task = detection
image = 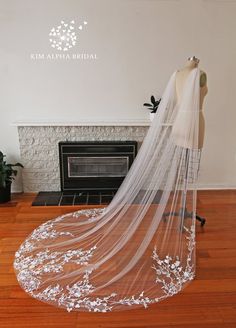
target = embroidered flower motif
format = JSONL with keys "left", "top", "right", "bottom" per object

{"left": 117, "top": 291, "right": 152, "bottom": 309}
{"left": 35, "top": 284, "right": 63, "bottom": 301}
{"left": 72, "top": 207, "right": 106, "bottom": 220}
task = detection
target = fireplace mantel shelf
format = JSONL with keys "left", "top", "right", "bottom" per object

{"left": 12, "top": 119, "right": 151, "bottom": 127}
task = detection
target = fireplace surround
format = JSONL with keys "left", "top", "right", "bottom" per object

{"left": 16, "top": 124, "right": 149, "bottom": 193}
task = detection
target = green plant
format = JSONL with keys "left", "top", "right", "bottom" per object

{"left": 0, "top": 151, "right": 23, "bottom": 188}
{"left": 143, "top": 95, "right": 161, "bottom": 113}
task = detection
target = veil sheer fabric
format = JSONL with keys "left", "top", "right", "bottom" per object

{"left": 14, "top": 67, "right": 200, "bottom": 312}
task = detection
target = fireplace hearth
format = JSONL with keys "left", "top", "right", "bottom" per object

{"left": 32, "top": 191, "right": 115, "bottom": 206}
{"left": 32, "top": 189, "right": 163, "bottom": 206}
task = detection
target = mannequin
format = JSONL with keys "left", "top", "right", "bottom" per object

{"left": 167, "top": 56, "right": 208, "bottom": 226}
{"left": 172, "top": 56, "right": 208, "bottom": 149}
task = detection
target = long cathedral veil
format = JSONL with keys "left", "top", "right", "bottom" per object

{"left": 14, "top": 67, "right": 200, "bottom": 312}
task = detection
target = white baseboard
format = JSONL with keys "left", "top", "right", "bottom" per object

{"left": 197, "top": 184, "right": 236, "bottom": 190}
{"left": 11, "top": 188, "right": 24, "bottom": 193}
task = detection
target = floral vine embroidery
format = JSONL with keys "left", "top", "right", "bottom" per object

{"left": 72, "top": 207, "right": 106, "bottom": 222}
{"left": 27, "top": 270, "right": 154, "bottom": 312}
{"left": 117, "top": 291, "right": 153, "bottom": 308}
{"left": 14, "top": 208, "right": 106, "bottom": 298}
{"left": 151, "top": 224, "right": 195, "bottom": 296}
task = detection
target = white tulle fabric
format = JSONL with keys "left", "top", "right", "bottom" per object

{"left": 14, "top": 67, "right": 200, "bottom": 312}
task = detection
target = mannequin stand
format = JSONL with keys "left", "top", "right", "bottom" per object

{"left": 163, "top": 148, "right": 206, "bottom": 227}
{"left": 163, "top": 207, "right": 206, "bottom": 226}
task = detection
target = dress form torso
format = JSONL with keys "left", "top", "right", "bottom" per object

{"left": 173, "top": 63, "right": 208, "bottom": 149}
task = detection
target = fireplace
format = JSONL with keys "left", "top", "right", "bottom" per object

{"left": 59, "top": 141, "right": 137, "bottom": 192}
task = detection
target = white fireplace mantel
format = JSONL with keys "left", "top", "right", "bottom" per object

{"left": 12, "top": 119, "right": 151, "bottom": 127}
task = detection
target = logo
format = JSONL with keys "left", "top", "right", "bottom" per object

{"left": 30, "top": 18, "right": 97, "bottom": 61}
{"left": 49, "top": 20, "right": 87, "bottom": 52}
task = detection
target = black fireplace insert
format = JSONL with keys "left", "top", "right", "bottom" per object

{"left": 59, "top": 141, "right": 138, "bottom": 192}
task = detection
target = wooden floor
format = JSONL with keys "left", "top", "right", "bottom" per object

{"left": 0, "top": 191, "right": 236, "bottom": 328}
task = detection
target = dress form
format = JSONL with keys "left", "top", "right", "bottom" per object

{"left": 166, "top": 57, "right": 208, "bottom": 227}
{"left": 172, "top": 57, "right": 208, "bottom": 149}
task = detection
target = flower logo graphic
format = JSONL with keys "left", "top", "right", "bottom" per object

{"left": 49, "top": 20, "right": 87, "bottom": 52}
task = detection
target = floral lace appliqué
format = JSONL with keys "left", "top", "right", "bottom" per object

{"left": 151, "top": 224, "right": 195, "bottom": 296}
{"left": 14, "top": 208, "right": 196, "bottom": 312}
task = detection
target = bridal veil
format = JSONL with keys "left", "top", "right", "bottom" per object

{"left": 14, "top": 67, "right": 200, "bottom": 312}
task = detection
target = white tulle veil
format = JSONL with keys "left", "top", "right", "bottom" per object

{"left": 14, "top": 67, "right": 200, "bottom": 312}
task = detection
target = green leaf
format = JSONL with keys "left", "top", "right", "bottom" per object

{"left": 151, "top": 95, "right": 156, "bottom": 105}
{"left": 12, "top": 163, "right": 24, "bottom": 168}
{"left": 0, "top": 151, "right": 23, "bottom": 187}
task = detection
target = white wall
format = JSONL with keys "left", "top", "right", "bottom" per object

{"left": 0, "top": 0, "right": 236, "bottom": 191}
